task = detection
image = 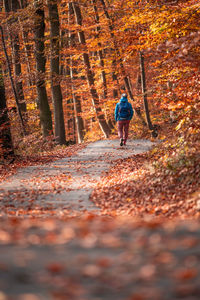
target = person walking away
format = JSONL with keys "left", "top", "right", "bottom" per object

{"left": 115, "top": 93, "right": 133, "bottom": 146}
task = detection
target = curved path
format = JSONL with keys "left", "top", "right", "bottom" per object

{"left": 0, "top": 139, "right": 154, "bottom": 216}
{"left": 1, "top": 140, "right": 200, "bottom": 300}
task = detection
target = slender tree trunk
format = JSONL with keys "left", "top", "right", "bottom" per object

{"left": 100, "top": 0, "right": 147, "bottom": 126}
{"left": 99, "top": 0, "right": 119, "bottom": 98}
{"left": 59, "top": 5, "right": 74, "bottom": 142}
{"left": 136, "top": 73, "right": 141, "bottom": 92}
{"left": 100, "top": 0, "right": 130, "bottom": 94}
{"left": 11, "top": 0, "right": 26, "bottom": 111}
{"left": 4, "top": 0, "right": 26, "bottom": 112}
{"left": 17, "top": 6, "right": 34, "bottom": 87}
{"left": 47, "top": 0, "right": 66, "bottom": 145}
{"left": 72, "top": 1, "right": 111, "bottom": 138}
{"left": 12, "top": 34, "right": 26, "bottom": 112}
{"left": 60, "top": 2, "right": 70, "bottom": 77}
{"left": 92, "top": 0, "right": 107, "bottom": 99}
{"left": 67, "top": 98, "right": 76, "bottom": 144}
{"left": 19, "top": 0, "right": 34, "bottom": 87}
{"left": 68, "top": 2, "right": 85, "bottom": 143}
{"left": 72, "top": 91, "right": 85, "bottom": 143}
{"left": 0, "top": 25, "right": 26, "bottom": 136}
{"left": 101, "top": 0, "right": 119, "bottom": 99}
{"left": 92, "top": 0, "right": 114, "bottom": 129}
{"left": 33, "top": 1, "right": 53, "bottom": 137}
{"left": 19, "top": 0, "right": 27, "bottom": 7}
{"left": 0, "top": 65, "right": 14, "bottom": 159}
{"left": 139, "top": 51, "right": 154, "bottom": 131}
{"left": 60, "top": 29, "right": 66, "bottom": 76}
{"left": 20, "top": 25, "right": 33, "bottom": 87}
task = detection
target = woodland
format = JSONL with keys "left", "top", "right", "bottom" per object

{"left": 0, "top": 0, "right": 200, "bottom": 298}
{"left": 0, "top": 0, "right": 200, "bottom": 214}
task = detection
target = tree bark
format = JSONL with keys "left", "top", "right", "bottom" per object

{"left": 0, "top": 25, "right": 26, "bottom": 136}
{"left": 18, "top": 0, "right": 34, "bottom": 87}
{"left": 92, "top": 0, "right": 107, "bottom": 99}
{"left": 47, "top": 0, "right": 66, "bottom": 145}
{"left": 92, "top": 0, "right": 114, "bottom": 129}
{"left": 3, "top": 0, "right": 26, "bottom": 112}
{"left": 72, "top": 92, "right": 85, "bottom": 143}
{"left": 0, "top": 65, "right": 14, "bottom": 159}
{"left": 33, "top": 1, "right": 53, "bottom": 137}
{"left": 100, "top": 0, "right": 147, "bottom": 126}
{"left": 68, "top": 2, "right": 85, "bottom": 143}
{"left": 19, "top": 24, "right": 33, "bottom": 87}
{"left": 99, "top": 0, "right": 119, "bottom": 98}
{"left": 139, "top": 51, "right": 154, "bottom": 131}
{"left": 67, "top": 98, "right": 76, "bottom": 144}
{"left": 72, "top": 1, "right": 111, "bottom": 138}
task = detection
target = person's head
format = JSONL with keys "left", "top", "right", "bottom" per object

{"left": 121, "top": 93, "right": 127, "bottom": 98}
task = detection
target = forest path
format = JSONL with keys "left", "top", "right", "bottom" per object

{"left": 0, "top": 139, "right": 154, "bottom": 216}
{"left": 1, "top": 140, "right": 200, "bottom": 300}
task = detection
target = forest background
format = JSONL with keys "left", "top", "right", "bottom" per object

{"left": 0, "top": 0, "right": 200, "bottom": 216}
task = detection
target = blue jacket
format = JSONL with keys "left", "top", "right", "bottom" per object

{"left": 115, "top": 95, "right": 133, "bottom": 121}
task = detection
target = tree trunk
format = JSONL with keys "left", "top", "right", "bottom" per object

{"left": 67, "top": 97, "right": 76, "bottom": 144}
{"left": 60, "top": 2, "right": 70, "bottom": 77}
{"left": 99, "top": 0, "right": 120, "bottom": 98}
{"left": 72, "top": 92, "right": 85, "bottom": 143}
{"left": 68, "top": 2, "right": 85, "bottom": 144}
{"left": 19, "top": 24, "right": 33, "bottom": 87}
{"left": 0, "top": 65, "right": 14, "bottom": 159}
{"left": 0, "top": 25, "right": 26, "bottom": 136}
{"left": 11, "top": 0, "right": 26, "bottom": 111}
{"left": 92, "top": 0, "right": 107, "bottom": 99}
{"left": 72, "top": 1, "right": 111, "bottom": 138}
{"left": 3, "top": 0, "right": 26, "bottom": 113}
{"left": 100, "top": 0, "right": 147, "bottom": 126}
{"left": 33, "top": 1, "right": 53, "bottom": 137}
{"left": 139, "top": 51, "right": 154, "bottom": 131}
{"left": 100, "top": 0, "right": 132, "bottom": 96}
{"left": 18, "top": 0, "right": 35, "bottom": 86}
{"left": 47, "top": 0, "right": 66, "bottom": 145}
{"left": 18, "top": 0, "right": 34, "bottom": 87}
{"left": 92, "top": 0, "right": 115, "bottom": 129}
{"left": 98, "top": 0, "right": 119, "bottom": 98}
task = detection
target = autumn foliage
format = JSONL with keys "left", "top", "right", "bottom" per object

{"left": 0, "top": 2, "right": 200, "bottom": 299}
{"left": 0, "top": 0, "right": 199, "bottom": 215}
{"left": 0, "top": 0, "right": 199, "bottom": 142}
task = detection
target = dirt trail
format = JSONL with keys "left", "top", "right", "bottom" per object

{"left": 0, "top": 140, "right": 200, "bottom": 300}
{"left": 0, "top": 139, "right": 154, "bottom": 216}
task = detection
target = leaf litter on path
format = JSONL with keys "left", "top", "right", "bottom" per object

{"left": 0, "top": 139, "right": 200, "bottom": 299}
{"left": 0, "top": 216, "right": 200, "bottom": 300}
{"left": 0, "top": 139, "right": 154, "bottom": 217}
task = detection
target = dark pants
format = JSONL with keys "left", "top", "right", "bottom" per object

{"left": 118, "top": 120, "right": 130, "bottom": 144}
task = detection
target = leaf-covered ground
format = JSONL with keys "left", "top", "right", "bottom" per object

{"left": 0, "top": 143, "right": 87, "bottom": 183}
{"left": 0, "top": 139, "right": 153, "bottom": 217}
{"left": 0, "top": 216, "right": 200, "bottom": 300}
{"left": 91, "top": 152, "right": 200, "bottom": 219}
{"left": 0, "top": 137, "right": 200, "bottom": 299}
